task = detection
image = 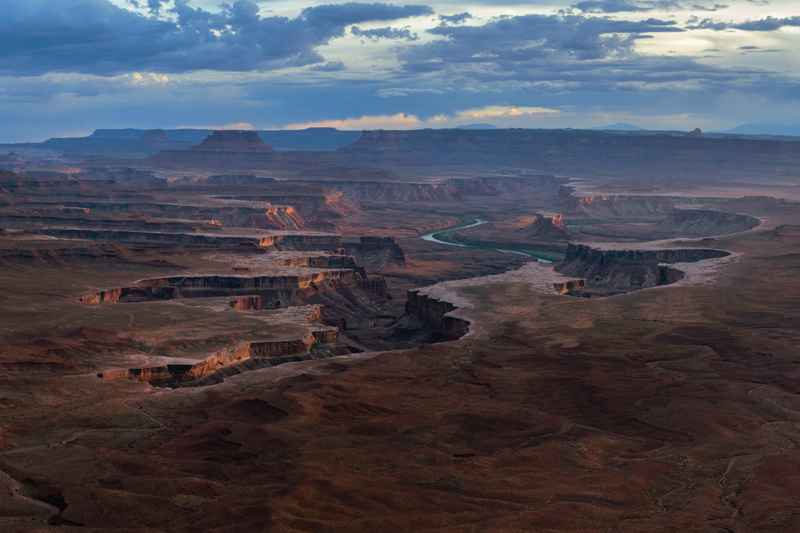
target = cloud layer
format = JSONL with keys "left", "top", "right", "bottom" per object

{"left": 0, "top": 0, "right": 432, "bottom": 75}
{"left": 0, "top": 0, "right": 799, "bottom": 141}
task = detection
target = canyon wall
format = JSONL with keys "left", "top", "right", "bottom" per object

{"left": 556, "top": 244, "right": 729, "bottom": 295}
{"left": 27, "top": 201, "right": 307, "bottom": 230}
{"left": 38, "top": 228, "right": 342, "bottom": 251}
{"left": 344, "top": 236, "right": 406, "bottom": 270}
{"left": 318, "top": 175, "right": 563, "bottom": 204}
{"left": 565, "top": 195, "right": 676, "bottom": 219}
{"left": 405, "top": 290, "right": 469, "bottom": 341}
{"left": 81, "top": 270, "right": 361, "bottom": 305}
{"left": 665, "top": 209, "right": 760, "bottom": 237}
{"left": 99, "top": 328, "right": 337, "bottom": 387}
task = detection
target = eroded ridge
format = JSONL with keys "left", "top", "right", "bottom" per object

{"left": 37, "top": 227, "right": 342, "bottom": 251}
{"left": 99, "top": 322, "right": 341, "bottom": 388}
{"left": 555, "top": 243, "right": 731, "bottom": 296}
{"left": 80, "top": 270, "right": 365, "bottom": 305}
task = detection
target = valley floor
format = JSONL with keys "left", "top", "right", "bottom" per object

{"left": 1, "top": 153, "right": 800, "bottom": 531}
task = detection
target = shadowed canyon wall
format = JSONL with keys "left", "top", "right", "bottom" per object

{"left": 556, "top": 244, "right": 729, "bottom": 295}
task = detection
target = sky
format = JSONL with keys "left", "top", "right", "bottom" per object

{"left": 1, "top": 0, "right": 799, "bottom": 141}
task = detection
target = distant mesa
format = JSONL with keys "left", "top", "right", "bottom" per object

{"left": 141, "top": 129, "right": 170, "bottom": 145}
{"left": 192, "top": 130, "right": 274, "bottom": 153}
{"left": 723, "top": 122, "right": 800, "bottom": 137}
{"left": 596, "top": 122, "right": 644, "bottom": 131}
{"left": 456, "top": 123, "right": 497, "bottom": 130}
{"left": 148, "top": 130, "right": 277, "bottom": 169}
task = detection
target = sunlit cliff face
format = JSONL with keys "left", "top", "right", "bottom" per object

{"left": 258, "top": 236, "right": 277, "bottom": 249}
{"left": 580, "top": 195, "right": 609, "bottom": 206}
{"left": 265, "top": 206, "right": 304, "bottom": 229}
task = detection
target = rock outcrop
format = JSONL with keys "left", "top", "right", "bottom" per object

{"left": 213, "top": 191, "right": 356, "bottom": 229}
{"left": 81, "top": 270, "right": 362, "bottom": 305}
{"left": 150, "top": 130, "right": 275, "bottom": 168}
{"left": 553, "top": 279, "right": 586, "bottom": 294}
{"left": 344, "top": 236, "right": 405, "bottom": 270}
{"left": 191, "top": 130, "right": 273, "bottom": 153}
{"left": 264, "top": 206, "right": 305, "bottom": 230}
{"left": 319, "top": 175, "right": 563, "bottom": 204}
{"left": 563, "top": 196, "right": 760, "bottom": 241}
{"left": 404, "top": 290, "right": 469, "bottom": 341}
{"left": 566, "top": 195, "right": 675, "bottom": 219}
{"left": 25, "top": 201, "right": 301, "bottom": 230}
{"left": 99, "top": 328, "right": 337, "bottom": 387}
{"left": 664, "top": 209, "right": 759, "bottom": 237}
{"left": 453, "top": 214, "right": 570, "bottom": 250}
{"left": 39, "top": 228, "right": 341, "bottom": 251}
{"left": 556, "top": 244, "right": 729, "bottom": 295}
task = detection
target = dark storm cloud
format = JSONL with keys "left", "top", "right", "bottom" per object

{"left": 688, "top": 16, "right": 800, "bottom": 31}
{"left": 299, "top": 2, "right": 432, "bottom": 27}
{"left": 438, "top": 12, "right": 473, "bottom": 25}
{"left": 394, "top": 11, "right": 799, "bottom": 102}
{"left": 351, "top": 26, "right": 419, "bottom": 40}
{"left": 402, "top": 14, "right": 684, "bottom": 71}
{"left": 0, "top": 0, "right": 433, "bottom": 76}
{"left": 690, "top": 3, "right": 728, "bottom": 11}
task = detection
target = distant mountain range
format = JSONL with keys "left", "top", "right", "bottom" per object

{"left": 4, "top": 123, "right": 799, "bottom": 161}
{"left": 594, "top": 122, "right": 800, "bottom": 138}
{"left": 0, "top": 128, "right": 362, "bottom": 157}
{"left": 456, "top": 123, "right": 498, "bottom": 130}
{"left": 722, "top": 123, "right": 800, "bottom": 137}
{"left": 595, "top": 123, "right": 645, "bottom": 131}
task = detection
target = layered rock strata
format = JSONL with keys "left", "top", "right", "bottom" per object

{"left": 80, "top": 270, "right": 361, "bottom": 305}
{"left": 556, "top": 244, "right": 730, "bottom": 295}
{"left": 404, "top": 290, "right": 470, "bottom": 341}
{"left": 39, "top": 228, "right": 341, "bottom": 251}
{"left": 344, "top": 236, "right": 406, "bottom": 270}
{"left": 21, "top": 201, "right": 306, "bottom": 230}
{"left": 99, "top": 328, "right": 337, "bottom": 387}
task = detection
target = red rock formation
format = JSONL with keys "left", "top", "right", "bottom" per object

{"left": 264, "top": 206, "right": 304, "bottom": 230}
{"left": 83, "top": 270, "right": 388, "bottom": 310}
{"left": 230, "top": 295, "right": 264, "bottom": 311}
{"left": 98, "top": 330, "right": 337, "bottom": 387}
{"left": 553, "top": 279, "right": 585, "bottom": 295}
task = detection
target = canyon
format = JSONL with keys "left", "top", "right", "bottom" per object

{"left": 1, "top": 128, "right": 799, "bottom": 531}
{"left": 555, "top": 244, "right": 731, "bottom": 296}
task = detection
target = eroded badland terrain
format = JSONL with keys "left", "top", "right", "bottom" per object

{"left": 1, "top": 128, "right": 800, "bottom": 531}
